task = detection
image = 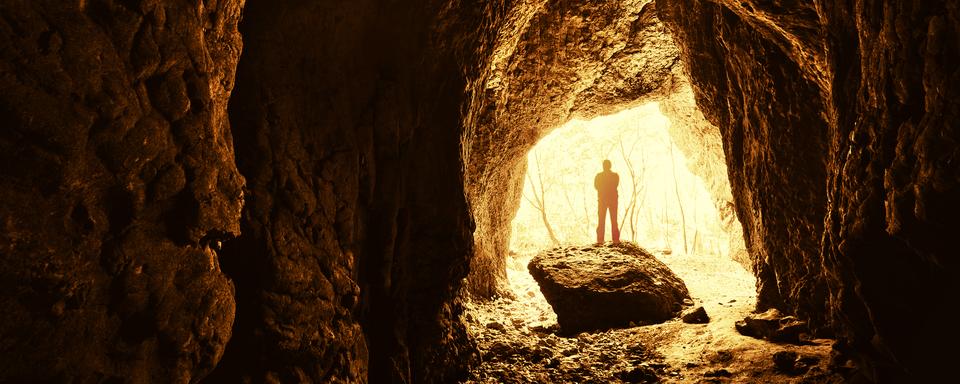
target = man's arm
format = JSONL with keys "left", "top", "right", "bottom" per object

{"left": 594, "top": 173, "right": 600, "bottom": 190}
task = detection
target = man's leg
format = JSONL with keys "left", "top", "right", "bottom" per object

{"left": 610, "top": 199, "right": 620, "bottom": 243}
{"left": 597, "top": 200, "right": 606, "bottom": 243}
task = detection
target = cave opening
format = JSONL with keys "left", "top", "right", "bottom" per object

{"left": 456, "top": 0, "right": 844, "bottom": 379}
{"left": 463, "top": 102, "right": 786, "bottom": 382}
{"left": 505, "top": 100, "right": 754, "bottom": 309}
{"left": 509, "top": 102, "right": 734, "bottom": 257}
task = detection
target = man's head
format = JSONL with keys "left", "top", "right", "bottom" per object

{"left": 602, "top": 159, "right": 611, "bottom": 171}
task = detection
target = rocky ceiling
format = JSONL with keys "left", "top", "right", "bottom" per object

{"left": 1, "top": 0, "right": 957, "bottom": 383}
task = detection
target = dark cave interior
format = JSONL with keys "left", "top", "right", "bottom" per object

{"left": 1, "top": 0, "right": 958, "bottom": 383}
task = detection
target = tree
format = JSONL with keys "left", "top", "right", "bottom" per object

{"left": 669, "top": 143, "right": 688, "bottom": 254}
{"left": 522, "top": 150, "right": 560, "bottom": 246}
{"left": 617, "top": 137, "right": 647, "bottom": 242}
{"left": 560, "top": 176, "right": 592, "bottom": 241}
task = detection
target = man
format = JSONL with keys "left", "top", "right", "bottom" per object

{"left": 594, "top": 159, "right": 620, "bottom": 244}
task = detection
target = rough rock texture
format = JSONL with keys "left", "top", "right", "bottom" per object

{"left": 467, "top": 0, "right": 680, "bottom": 298}
{"left": 528, "top": 243, "right": 690, "bottom": 332}
{"left": 658, "top": 0, "right": 960, "bottom": 380}
{"left": 680, "top": 306, "right": 710, "bottom": 324}
{"left": 735, "top": 309, "right": 808, "bottom": 344}
{"left": 659, "top": 86, "right": 748, "bottom": 267}
{"left": 465, "top": 0, "right": 743, "bottom": 297}
{"left": 206, "top": 1, "right": 501, "bottom": 383}
{"left": 5, "top": 0, "right": 956, "bottom": 382}
{"left": 0, "top": 1, "right": 245, "bottom": 382}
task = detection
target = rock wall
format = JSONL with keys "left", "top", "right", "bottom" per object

{"left": 660, "top": 82, "right": 749, "bottom": 267}
{"left": 0, "top": 0, "right": 245, "bottom": 382}
{"left": 657, "top": 0, "right": 959, "bottom": 381}
{"left": 0, "top": 0, "right": 501, "bottom": 382}
{"left": 207, "top": 0, "right": 500, "bottom": 382}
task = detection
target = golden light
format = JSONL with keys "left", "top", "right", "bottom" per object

{"left": 510, "top": 102, "right": 733, "bottom": 257}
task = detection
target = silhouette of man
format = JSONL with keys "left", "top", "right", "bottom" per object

{"left": 595, "top": 159, "right": 620, "bottom": 244}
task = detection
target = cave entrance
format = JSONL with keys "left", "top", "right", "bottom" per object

{"left": 464, "top": 103, "right": 766, "bottom": 382}
{"left": 503, "top": 101, "right": 754, "bottom": 325}
{"left": 509, "top": 102, "right": 729, "bottom": 256}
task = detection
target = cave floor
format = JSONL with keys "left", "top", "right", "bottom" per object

{"left": 462, "top": 249, "right": 847, "bottom": 383}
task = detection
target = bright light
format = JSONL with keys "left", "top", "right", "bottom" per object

{"left": 510, "top": 103, "right": 730, "bottom": 257}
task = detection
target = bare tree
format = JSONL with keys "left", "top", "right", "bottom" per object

{"left": 522, "top": 151, "right": 560, "bottom": 245}
{"left": 581, "top": 184, "right": 593, "bottom": 240}
{"left": 690, "top": 176, "right": 700, "bottom": 254}
{"left": 661, "top": 190, "right": 671, "bottom": 251}
{"left": 561, "top": 176, "right": 592, "bottom": 241}
{"left": 617, "top": 138, "right": 647, "bottom": 242}
{"left": 669, "top": 144, "right": 688, "bottom": 254}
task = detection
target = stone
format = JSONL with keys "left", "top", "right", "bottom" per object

{"left": 487, "top": 322, "right": 506, "bottom": 332}
{"left": 773, "top": 351, "right": 799, "bottom": 373}
{"left": 735, "top": 309, "right": 808, "bottom": 344}
{"left": 703, "top": 368, "right": 732, "bottom": 378}
{"left": 616, "top": 366, "right": 660, "bottom": 383}
{"left": 681, "top": 306, "right": 710, "bottom": 324}
{"left": 528, "top": 243, "right": 691, "bottom": 333}
{"left": 772, "top": 351, "right": 819, "bottom": 376}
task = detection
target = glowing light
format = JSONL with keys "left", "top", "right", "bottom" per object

{"left": 510, "top": 103, "right": 730, "bottom": 257}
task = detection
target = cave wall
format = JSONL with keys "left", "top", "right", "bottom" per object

{"left": 0, "top": 0, "right": 505, "bottom": 382}
{"left": 657, "top": 0, "right": 959, "bottom": 380}
{"left": 660, "top": 82, "right": 748, "bottom": 267}
{"left": 656, "top": 0, "right": 831, "bottom": 320}
{"left": 208, "top": 0, "right": 502, "bottom": 382}
{"left": 0, "top": 0, "right": 245, "bottom": 381}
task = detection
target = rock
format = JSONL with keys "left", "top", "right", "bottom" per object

{"left": 616, "top": 366, "right": 660, "bottom": 383}
{"left": 710, "top": 350, "right": 734, "bottom": 364}
{"left": 488, "top": 341, "right": 512, "bottom": 356}
{"left": 528, "top": 243, "right": 691, "bottom": 333}
{"left": 703, "top": 368, "right": 732, "bottom": 377}
{"left": 773, "top": 351, "right": 798, "bottom": 373}
{"left": 486, "top": 322, "right": 506, "bottom": 332}
{"left": 531, "top": 347, "right": 553, "bottom": 363}
{"left": 681, "top": 306, "right": 710, "bottom": 324}
{"left": 773, "top": 320, "right": 808, "bottom": 343}
{"left": 735, "top": 309, "right": 808, "bottom": 344}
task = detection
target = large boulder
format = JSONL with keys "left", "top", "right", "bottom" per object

{"left": 528, "top": 243, "right": 691, "bottom": 332}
